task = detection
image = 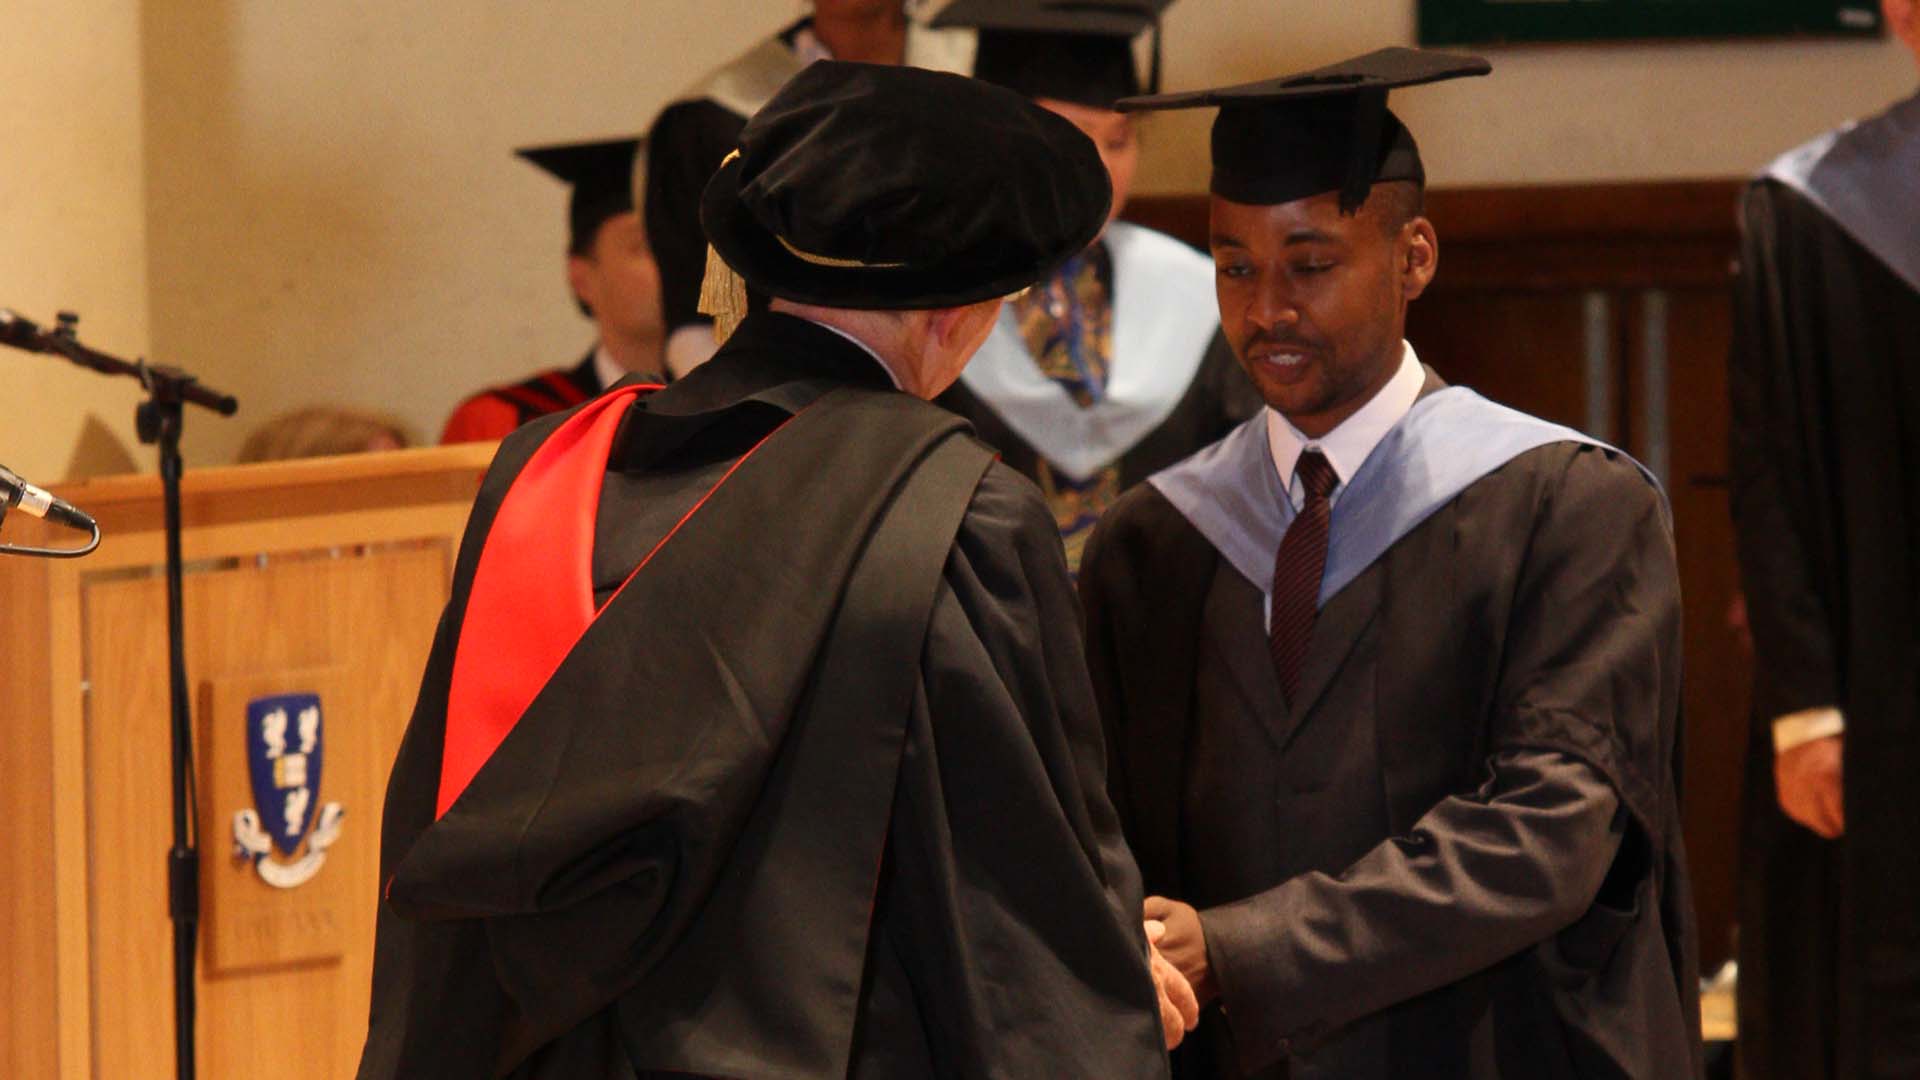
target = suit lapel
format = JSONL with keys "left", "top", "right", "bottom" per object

{"left": 1287, "top": 557, "right": 1384, "bottom": 726}
{"left": 1201, "top": 566, "right": 1292, "bottom": 751}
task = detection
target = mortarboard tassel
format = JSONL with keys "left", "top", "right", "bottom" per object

{"left": 698, "top": 242, "right": 750, "bottom": 345}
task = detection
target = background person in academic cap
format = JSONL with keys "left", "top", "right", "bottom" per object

{"left": 640, "top": 1, "right": 971, "bottom": 380}
{"left": 1080, "top": 48, "right": 1701, "bottom": 1078}
{"left": 360, "top": 61, "right": 1192, "bottom": 1079}
{"left": 440, "top": 137, "right": 665, "bottom": 445}
{"left": 929, "top": 0, "right": 1258, "bottom": 575}
{"left": 1729, "top": 3, "right": 1920, "bottom": 1076}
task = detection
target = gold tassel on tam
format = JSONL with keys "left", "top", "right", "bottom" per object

{"left": 697, "top": 243, "right": 750, "bottom": 345}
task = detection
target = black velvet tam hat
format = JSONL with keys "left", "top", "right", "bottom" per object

{"left": 931, "top": 0, "right": 1174, "bottom": 109}
{"left": 698, "top": 61, "right": 1111, "bottom": 324}
{"left": 516, "top": 137, "right": 644, "bottom": 254}
{"left": 1118, "top": 47, "right": 1489, "bottom": 213}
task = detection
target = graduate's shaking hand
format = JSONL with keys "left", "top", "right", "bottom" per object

{"left": 1146, "top": 919, "right": 1200, "bottom": 1048}
{"left": 1144, "top": 896, "right": 1217, "bottom": 1010}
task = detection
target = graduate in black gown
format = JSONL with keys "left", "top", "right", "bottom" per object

{"left": 1729, "top": 9, "right": 1920, "bottom": 1074}
{"left": 359, "top": 61, "right": 1189, "bottom": 1079}
{"left": 927, "top": 0, "right": 1258, "bottom": 572}
{"left": 1081, "top": 48, "right": 1702, "bottom": 1078}
{"left": 442, "top": 138, "right": 666, "bottom": 444}
{"left": 641, "top": 2, "right": 970, "bottom": 380}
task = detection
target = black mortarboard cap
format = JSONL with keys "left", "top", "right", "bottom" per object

{"left": 932, "top": 0, "right": 1174, "bottom": 109}
{"left": 516, "top": 137, "right": 644, "bottom": 254}
{"left": 1118, "top": 47, "right": 1489, "bottom": 213}
{"left": 699, "top": 61, "right": 1110, "bottom": 318}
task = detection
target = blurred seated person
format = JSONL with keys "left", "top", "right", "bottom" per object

{"left": 643, "top": 1, "right": 971, "bottom": 378}
{"left": 239, "top": 405, "right": 412, "bottom": 463}
{"left": 441, "top": 137, "right": 665, "bottom": 444}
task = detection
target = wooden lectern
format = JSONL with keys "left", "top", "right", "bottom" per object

{"left": 0, "top": 444, "right": 495, "bottom": 1079}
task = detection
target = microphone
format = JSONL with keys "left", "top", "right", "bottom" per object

{"left": 0, "top": 309, "right": 49, "bottom": 352}
{"left": 0, "top": 464, "right": 97, "bottom": 532}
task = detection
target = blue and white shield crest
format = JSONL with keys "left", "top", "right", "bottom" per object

{"left": 231, "top": 692, "right": 344, "bottom": 889}
{"left": 245, "top": 692, "right": 324, "bottom": 856}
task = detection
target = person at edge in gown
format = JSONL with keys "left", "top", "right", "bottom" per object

{"left": 1080, "top": 47, "right": 1702, "bottom": 1079}
{"left": 641, "top": 1, "right": 970, "bottom": 380}
{"left": 926, "top": 0, "right": 1258, "bottom": 574}
{"left": 441, "top": 137, "right": 666, "bottom": 444}
{"left": 357, "top": 61, "right": 1197, "bottom": 1080}
{"left": 1730, "top": 3, "right": 1920, "bottom": 1076}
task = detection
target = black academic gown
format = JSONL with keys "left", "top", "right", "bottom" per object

{"left": 642, "top": 18, "right": 816, "bottom": 343}
{"left": 939, "top": 330, "right": 1261, "bottom": 495}
{"left": 1729, "top": 179, "right": 1920, "bottom": 1080}
{"left": 1082, "top": 375, "right": 1701, "bottom": 1079}
{"left": 644, "top": 99, "right": 746, "bottom": 341}
{"left": 359, "top": 312, "right": 1167, "bottom": 1079}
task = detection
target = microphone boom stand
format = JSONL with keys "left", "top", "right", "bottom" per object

{"left": 30, "top": 312, "right": 237, "bottom": 1080}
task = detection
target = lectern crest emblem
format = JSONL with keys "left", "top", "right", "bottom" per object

{"left": 231, "top": 692, "right": 345, "bottom": 889}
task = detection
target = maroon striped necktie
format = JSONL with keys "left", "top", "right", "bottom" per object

{"left": 1269, "top": 449, "right": 1339, "bottom": 702}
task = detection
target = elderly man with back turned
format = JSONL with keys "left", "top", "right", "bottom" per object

{"left": 1730, "top": 3, "right": 1920, "bottom": 1076}
{"left": 358, "top": 62, "right": 1189, "bottom": 1079}
{"left": 1082, "top": 47, "right": 1700, "bottom": 1079}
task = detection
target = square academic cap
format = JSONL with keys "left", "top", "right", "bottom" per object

{"left": 932, "top": 0, "right": 1175, "bottom": 108}
{"left": 698, "top": 62, "right": 1110, "bottom": 321}
{"left": 1118, "top": 47, "right": 1489, "bottom": 212}
{"left": 515, "top": 137, "right": 644, "bottom": 253}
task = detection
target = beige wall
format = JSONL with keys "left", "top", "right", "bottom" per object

{"left": 1, "top": 1, "right": 150, "bottom": 483}
{"left": 9, "top": 2, "right": 1917, "bottom": 476}
{"left": 1140, "top": 3, "right": 1917, "bottom": 192}
{"left": 140, "top": 2, "right": 793, "bottom": 470}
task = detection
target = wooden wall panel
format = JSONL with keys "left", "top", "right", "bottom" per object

{"left": 1637, "top": 287, "right": 1750, "bottom": 970}
{"left": 1403, "top": 293, "right": 1593, "bottom": 431}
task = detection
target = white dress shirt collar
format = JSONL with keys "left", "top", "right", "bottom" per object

{"left": 791, "top": 25, "right": 834, "bottom": 66}
{"left": 1266, "top": 341, "right": 1425, "bottom": 510}
{"left": 591, "top": 345, "right": 628, "bottom": 393}
{"left": 793, "top": 316, "right": 906, "bottom": 390}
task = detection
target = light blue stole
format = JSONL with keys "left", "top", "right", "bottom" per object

{"left": 1764, "top": 89, "right": 1920, "bottom": 294}
{"left": 1150, "top": 386, "right": 1658, "bottom": 607}
{"left": 957, "top": 222, "right": 1220, "bottom": 481}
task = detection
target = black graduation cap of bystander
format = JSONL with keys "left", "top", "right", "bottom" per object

{"left": 1117, "top": 46, "right": 1490, "bottom": 213}
{"left": 932, "top": 0, "right": 1175, "bottom": 109}
{"left": 515, "top": 137, "right": 645, "bottom": 255}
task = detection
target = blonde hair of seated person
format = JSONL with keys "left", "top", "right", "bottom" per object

{"left": 238, "top": 406, "right": 413, "bottom": 464}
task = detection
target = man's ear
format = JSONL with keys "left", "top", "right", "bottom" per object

{"left": 566, "top": 253, "right": 597, "bottom": 312}
{"left": 925, "top": 305, "right": 970, "bottom": 350}
{"left": 1401, "top": 217, "right": 1439, "bottom": 303}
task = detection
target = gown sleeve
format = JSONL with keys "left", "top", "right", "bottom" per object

{"left": 1201, "top": 749, "right": 1621, "bottom": 1068}
{"left": 1726, "top": 181, "right": 1843, "bottom": 723}
{"left": 865, "top": 463, "right": 1170, "bottom": 1078}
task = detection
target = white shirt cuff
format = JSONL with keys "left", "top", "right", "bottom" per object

{"left": 1772, "top": 707, "right": 1845, "bottom": 753}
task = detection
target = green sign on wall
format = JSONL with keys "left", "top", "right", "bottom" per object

{"left": 1419, "top": 0, "right": 1884, "bottom": 45}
